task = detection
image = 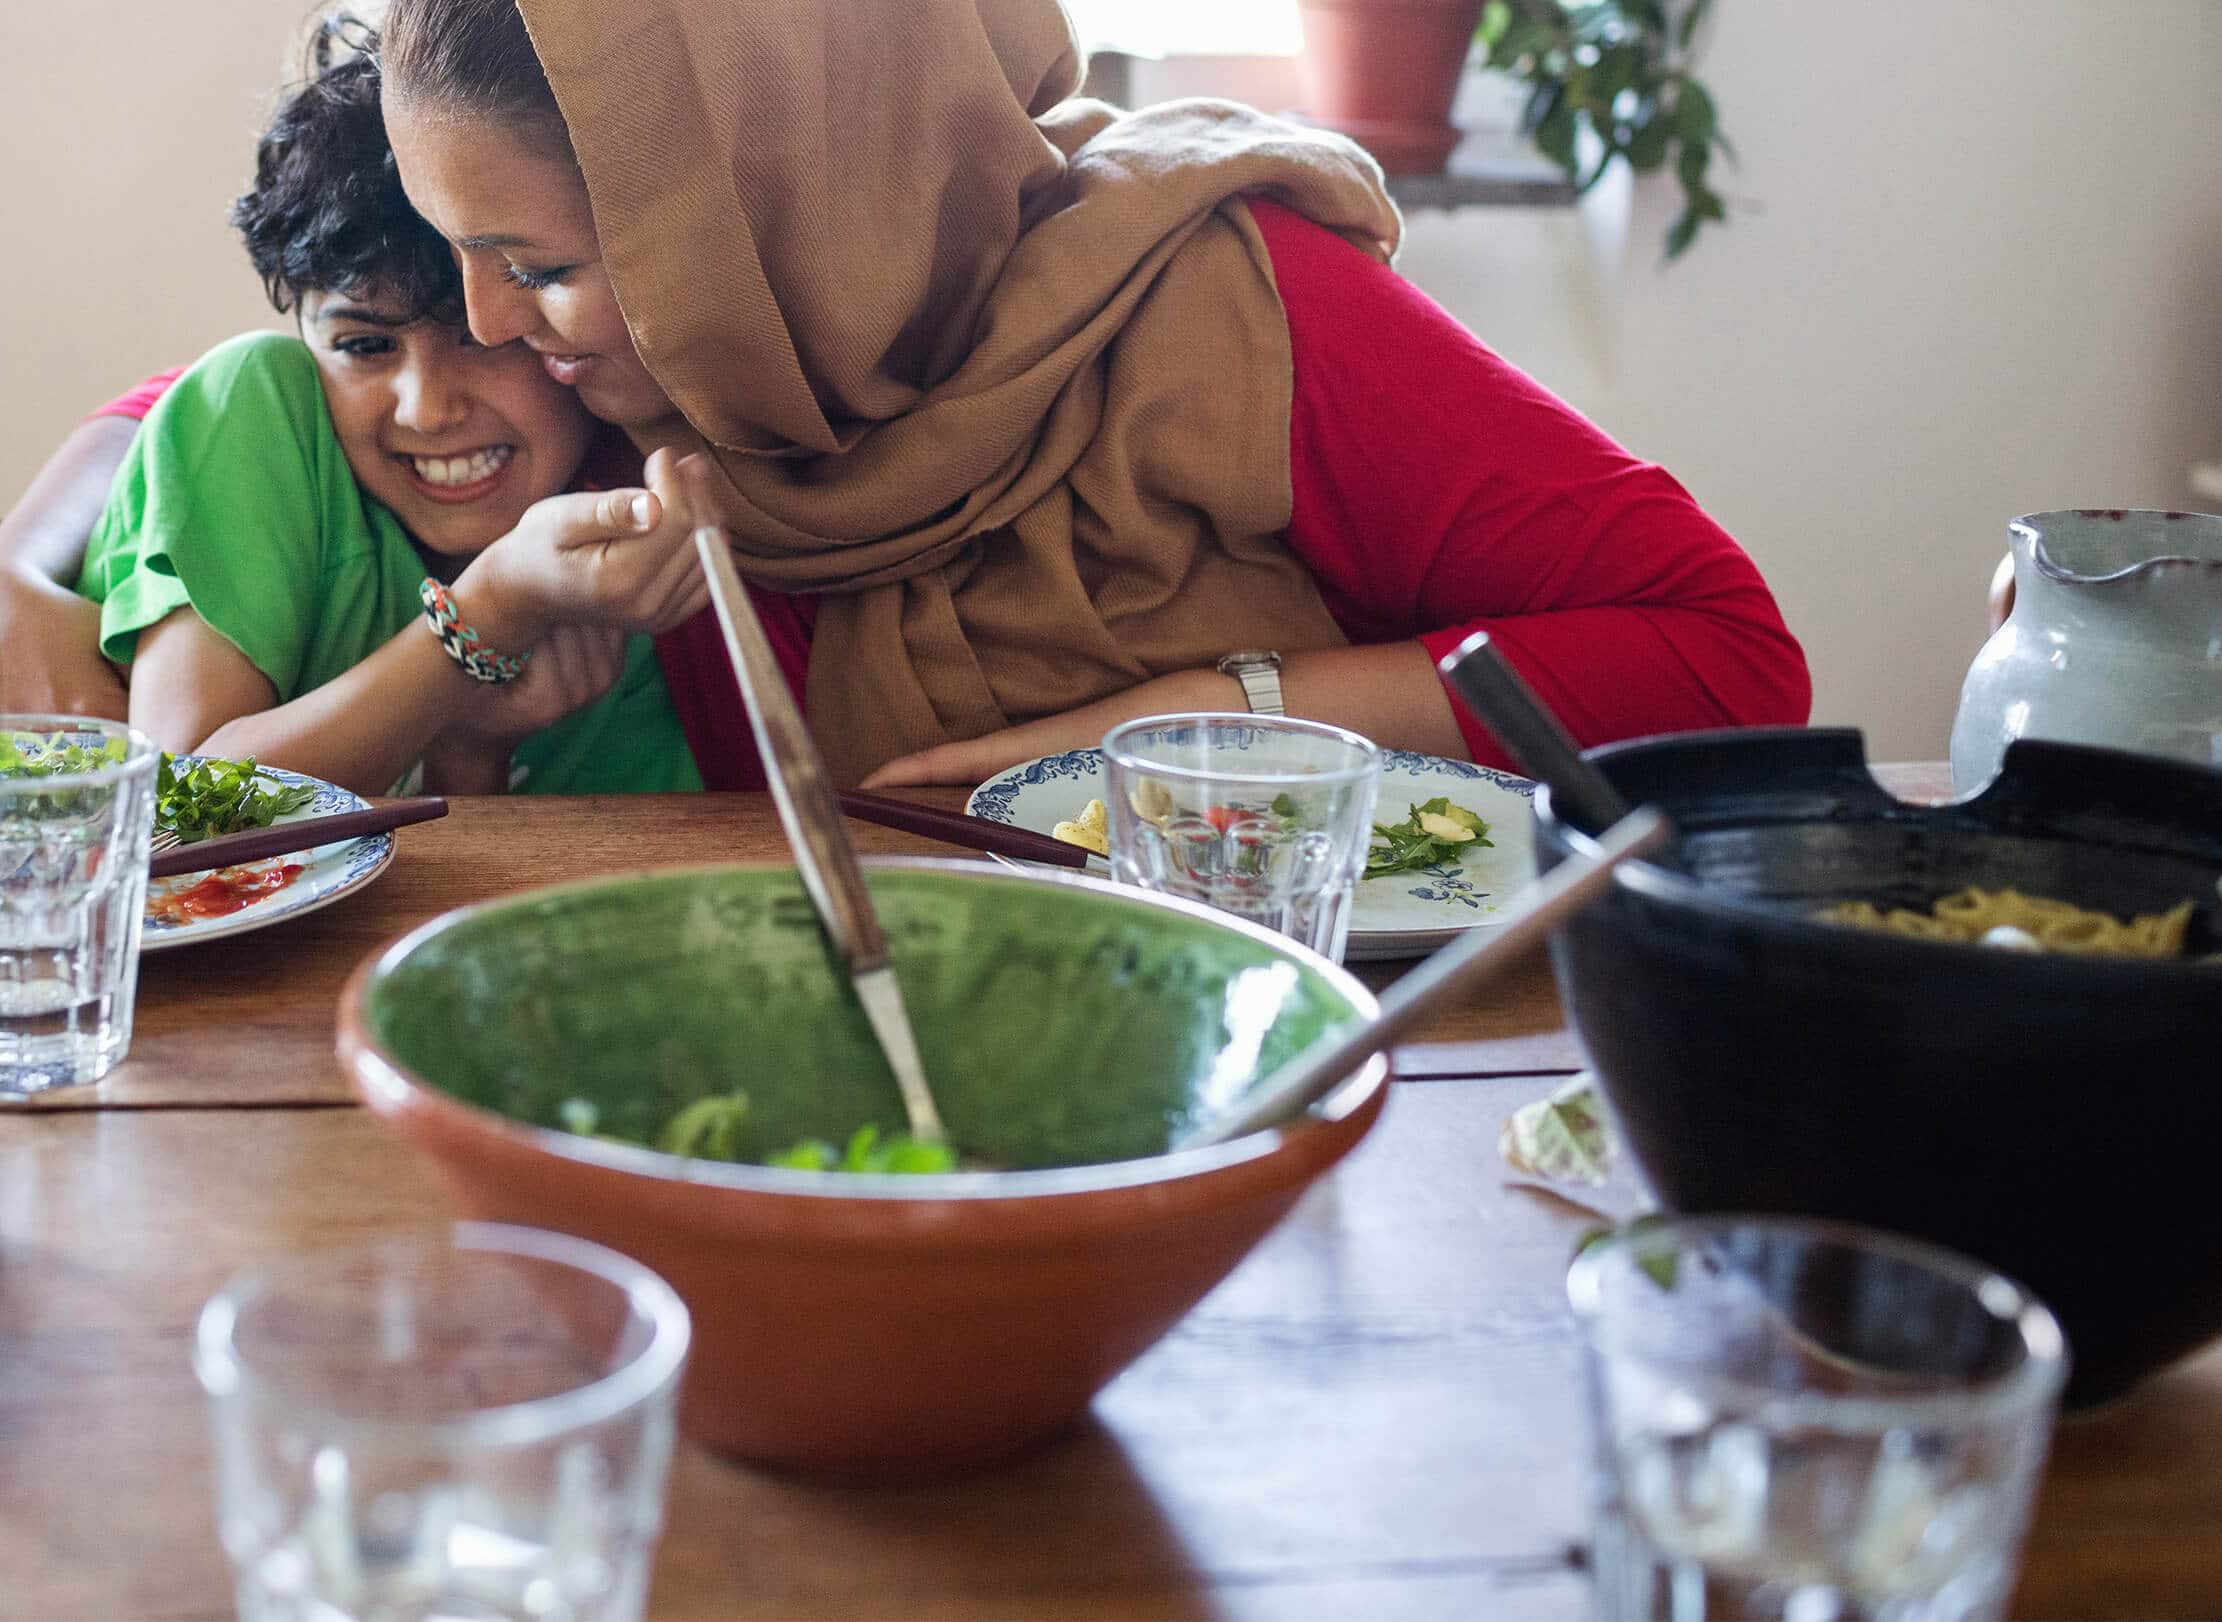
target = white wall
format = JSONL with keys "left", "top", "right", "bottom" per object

{"left": 1396, "top": 3, "right": 2222, "bottom": 758}
{"left": 7, "top": 1, "right": 2221, "bottom": 759}
{"left": 0, "top": 0, "right": 307, "bottom": 486}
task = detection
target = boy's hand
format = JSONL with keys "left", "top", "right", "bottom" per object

{"left": 448, "top": 624, "right": 631, "bottom": 752}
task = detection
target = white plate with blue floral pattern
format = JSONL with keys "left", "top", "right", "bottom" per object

{"left": 141, "top": 764, "right": 396, "bottom": 951}
{"left": 967, "top": 747, "right": 1537, "bottom": 961}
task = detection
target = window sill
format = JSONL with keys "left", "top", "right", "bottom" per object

{"left": 1083, "top": 51, "right": 1573, "bottom": 211}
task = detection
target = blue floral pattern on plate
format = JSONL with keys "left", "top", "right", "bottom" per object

{"left": 966, "top": 747, "right": 1537, "bottom": 961}
{"left": 141, "top": 762, "right": 396, "bottom": 951}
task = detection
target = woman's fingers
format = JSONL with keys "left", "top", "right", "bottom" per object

{"left": 525, "top": 486, "right": 661, "bottom": 552}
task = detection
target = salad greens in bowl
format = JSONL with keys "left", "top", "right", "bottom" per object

{"left": 340, "top": 858, "right": 1386, "bottom": 1477}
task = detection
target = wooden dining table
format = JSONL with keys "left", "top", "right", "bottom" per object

{"left": 4, "top": 769, "right": 2219, "bottom": 1621}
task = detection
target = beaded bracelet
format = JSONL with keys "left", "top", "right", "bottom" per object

{"left": 419, "top": 577, "right": 531, "bottom": 685}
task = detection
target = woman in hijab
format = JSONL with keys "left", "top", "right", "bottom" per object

{"left": 384, "top": 1, "right": 1806, "bottom": 786}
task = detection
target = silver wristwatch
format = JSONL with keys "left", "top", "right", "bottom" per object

{"left": 1215, "top": 649, "right": 1285, "bottom": 716}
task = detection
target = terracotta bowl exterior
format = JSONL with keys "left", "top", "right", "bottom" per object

{"left": 338, "top": 859, "right": 1386, "bottom": 1478}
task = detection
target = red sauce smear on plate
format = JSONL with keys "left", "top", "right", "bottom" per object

{"left": 147, "top": 863, "right": 305, "bottom": 925}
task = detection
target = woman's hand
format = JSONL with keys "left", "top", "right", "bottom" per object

{"left": 0, "top": 570, "right": 129, "bottom": 720}
{"left": 860, "top": 667, "right": 1240, "bottom": 788}
{"left": 450, "top": 448, "right": 710, "bottom": 653}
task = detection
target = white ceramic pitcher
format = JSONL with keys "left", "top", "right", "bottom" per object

{"left": 1950, "top": 509, "right": 2222, "bottom": 792}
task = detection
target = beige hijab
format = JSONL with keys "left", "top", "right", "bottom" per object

{"left": 516, "top": 0, "right": 1402, "bottom": 784}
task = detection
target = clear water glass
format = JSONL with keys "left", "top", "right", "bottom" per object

{"left": 1569, "top": 1217, "right": 2068, "bottom": 1622}
{"left": 0, "top": 715, "right": 158, "bottom": 1096}
{"left": 1102, "top": 713, "right": 1381, "bottom": 962}
{"left": 195, "top": 1223, "right": 692, "bottom": 1622}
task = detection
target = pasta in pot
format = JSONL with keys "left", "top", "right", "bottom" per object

{"left": 1816, "top": 887, "right": 2198, "bottom": 958}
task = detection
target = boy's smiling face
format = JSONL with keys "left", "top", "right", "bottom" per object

{"left": 299, "top": 283, "right": 594, "bottom": 558}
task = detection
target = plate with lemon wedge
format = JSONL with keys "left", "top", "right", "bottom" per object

{"left": 966, "top": 747, "right": 1537, "bottom": 961}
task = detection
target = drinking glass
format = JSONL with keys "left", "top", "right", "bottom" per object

{"left": 1102, "top": 713, "right": 1380, "bottom": 962}
{"left": 195, "top": 1223, "right": 691, "bottom": 1622}
{"left": 0, "top": 715, "right": 159, "bottom": 1096}
{"left": 1569, "top": 1217, "right": 2068, "bottom": 1622}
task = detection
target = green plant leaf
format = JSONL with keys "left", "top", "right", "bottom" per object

{"left": 1625, "top": 111, "right": 1671, "bottom": 170}
{"left": 1590, "top": 41, "right": 1642, "bottom": 103}
{"left": 1535, "top": 96, "right": 1581, "bottom": 172}
{"left": 1677, "top": 0, "right": 1715, "bottom": 52}
{"left": 1675, "top": 80, "right": 1718, "bottom": 148}
{"left": 1479, "top": 0, "right": 1734, "bottom": 261}
{"left": 1676, "top": 136, "right": 1712, "bottom": 189}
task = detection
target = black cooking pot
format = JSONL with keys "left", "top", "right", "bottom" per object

{"left": 1534, "top": 728, "right": 2222, "bottom": 1406}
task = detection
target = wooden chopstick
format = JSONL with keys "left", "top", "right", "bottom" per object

{"left": 836, "top": 790, "right": 1090, "bottom": 868}
{"left": 148, "top": 797, "right": 448, "bottom": 879}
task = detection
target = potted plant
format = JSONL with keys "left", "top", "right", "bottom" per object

{"left": 1476, "top": 0, "right": 1734, "bottom": 258}
{"left": 1294, "top": 0, "right": 1489, "bottom": 177}
{"left": 1295, "top": 0, "right": 1733, "bottom": 255}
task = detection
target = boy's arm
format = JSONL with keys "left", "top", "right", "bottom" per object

{"left": 134, "top": 612, "right": 634, "bottom": 799}
{"left": 129, "top": 477, "right": 675, "bottom": 791}
{"left": 0, "top": 416, "right": 138, "bottom": 717}
{"left": 131, "top": 605, "right": 491, "bottom": 796}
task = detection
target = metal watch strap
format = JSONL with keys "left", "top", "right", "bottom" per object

{"left": 1221, "top": 654, "right": 1285, "bottom": 716}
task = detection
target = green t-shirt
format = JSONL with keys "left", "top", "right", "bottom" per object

{"left": 77, "top": 332, "right": 700, "bottom": 794}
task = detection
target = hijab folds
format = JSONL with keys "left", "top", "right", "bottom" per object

{"left": 517, "top": 0, "right": 1401, "bottom": 782}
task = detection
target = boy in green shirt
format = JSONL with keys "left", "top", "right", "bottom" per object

{"left": 76, "top": 20, "right": 705, "bottom": 796}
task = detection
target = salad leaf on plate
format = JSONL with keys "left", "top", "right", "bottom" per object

{"left": 156, "top": 753, "right": 316, "bottom": 844}
{"left": 0, "top": 733, "right": 128, "bottom": 778}
{"left": 1366, "top": 796, "right": 1492, "bottom": 880}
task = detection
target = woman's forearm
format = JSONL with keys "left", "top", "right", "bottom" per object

{"left": 1278, "top": 641, "right": 1469, "bottom": 759}
{"left": 0, "top": 416, "right": 138, "bottom": 718}
{"left": 1, "top": 415, "right": 137, "bottom": 586}
{"left": 860, "top": 637, "right": 1469, "bottom": 788}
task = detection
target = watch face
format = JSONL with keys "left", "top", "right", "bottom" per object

{"left": 1219, "top": 650, "right": 1281, "bottom": 671}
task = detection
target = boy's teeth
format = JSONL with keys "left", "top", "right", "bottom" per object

{"left": 409, "top": 445, "right": 513, "bottom": 487}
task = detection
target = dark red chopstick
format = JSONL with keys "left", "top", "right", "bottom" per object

{"left": 837, "top": 790, "right": 1090, "bottom": 868}
{"left": 148, "top": 797, "right": 449, "bottom": 879}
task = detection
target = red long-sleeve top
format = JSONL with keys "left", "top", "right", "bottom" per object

{"left": 650, "top": 199, "right": 1807, "bottom": 784}
{"left": 98, "top": 200, "right": 1807, "bottom": 789}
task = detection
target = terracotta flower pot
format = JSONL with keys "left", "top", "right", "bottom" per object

{"left": 1296, "top": 0, "right": 1487, "bottom": 175}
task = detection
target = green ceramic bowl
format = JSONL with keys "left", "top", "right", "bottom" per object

{"left": 342, "top": 858, "right": 1387, "bottom": 1476}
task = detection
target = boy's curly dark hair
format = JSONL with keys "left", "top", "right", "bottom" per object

{"left": 229, "top": 14, "right": 463, "bottom": 323}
